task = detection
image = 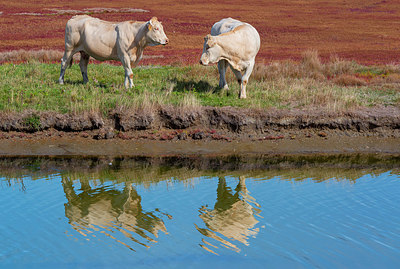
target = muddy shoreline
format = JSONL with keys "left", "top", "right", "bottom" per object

{"left": 0, "top": 106, "right": 399, "bottom": 156}
{"left": 0, "top": 137, "right": 400, "bottom": 157}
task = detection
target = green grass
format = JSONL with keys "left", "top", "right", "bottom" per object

{"left": 0, "top": 57, "right": 399, "bottom": 115}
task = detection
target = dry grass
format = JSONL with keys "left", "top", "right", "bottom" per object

{"left": 301, "top": 50, "right": 323, "bottom": 74}
{"left": 43, "top": 8, "right": 149, "bottom": 15}
{"left": 0, "top": 49, "right": 164, "bottom": 65}
{"left": 112, "top": 90, "right": 174, "bottom": 119}
{"left": 332, "top": 75, "right": 367, "bottom": 87}
{"left": 0, "top": 49, "right": 64, "bottom": 63}
{"left": 253, "top": 50, "right": 359, "bottom": 82}
{"left": 178, "top": 93, "right": 201, "bottom": 113}
{"left": 324, "top": 55, "right": 357, "bottom": 77}
{"left": 12, "top": 8, "right": 150, "bottom": 16}
{"left": 253, "top": 50, "right": 400, "bottom": 86}
{"left": 249, "top": 50, "right": 400, "bottom": 111}
{"left": 371, "top": 73, "right": 400, "bottom": 84}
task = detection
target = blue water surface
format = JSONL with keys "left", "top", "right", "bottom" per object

{"left": 0, "top": 164, "right": 399, "bottom": 268}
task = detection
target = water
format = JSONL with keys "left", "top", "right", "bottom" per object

{"left": 0, "top": 156, "right": 399, "bottom": 268}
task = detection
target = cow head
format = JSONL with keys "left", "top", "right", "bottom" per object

{"left": 200, "top": 34, "right": 220, "bottom": 65}
{"left": 146, "top": 17, "right": 169, "bottom": 46}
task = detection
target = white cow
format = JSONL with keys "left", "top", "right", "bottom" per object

{"left": 200, "top": 18, "right": 260, "bottom": 99}
{"left": 59, "top": 15, "right": 169, "bottom": 88}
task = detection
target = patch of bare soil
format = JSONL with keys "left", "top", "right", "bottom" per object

{"left": 0, "top": 106, "right": 399, "bottom": 156}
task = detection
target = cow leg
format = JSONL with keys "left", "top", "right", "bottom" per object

{"left": 239, "top": 60, "right": 256, "bottom": 99}
{"left": 229, "top": 66, "right": 245, "bottom": 98}
{"left": 59, "top": 50, "right": 74, "bottom": 85}
{"left": 79, "top": 51, "right": 90, "bottom": 84}
{"left": 218, "top": 59, "right": 229, "bottom": 90}
{"left": 120, "top": 55, "right": 134, "bottom": 88}
{"left": 236, "top": 176, "right": 247, "bottom": 194}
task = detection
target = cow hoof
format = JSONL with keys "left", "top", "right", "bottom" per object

{"left": 124, "top": 84, "right": 135, "bottom": 89}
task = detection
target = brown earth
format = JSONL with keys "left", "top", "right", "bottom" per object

{"left": 0, "top": 106, "right": 399, "bottom": 156}
{"left": 1, "top": 0, "right": 400, "bottom": 65}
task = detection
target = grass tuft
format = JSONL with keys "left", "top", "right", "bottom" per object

{"left": 332, "top": 74, "right": 367, "bottom": 87}
{"left": 23, "top": 113, "right": 41, "bottom": 131}
{"left": 301, "top": 50, "right": 323, "bottom": 74}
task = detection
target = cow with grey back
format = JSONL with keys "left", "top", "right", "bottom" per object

{"left": 200, "top": 18, "right": 260, "bottom": 99}
{"left": 59, "top": 15, "right": 169, "bottom": 88}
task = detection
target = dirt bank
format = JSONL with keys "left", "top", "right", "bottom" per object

{"left": 0, "top": 106, "right": 399, "bottom": 156}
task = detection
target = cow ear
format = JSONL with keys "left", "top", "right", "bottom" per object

{"left": 148, "top": 17, "right": 158, "bottom": 30}
{"left": 148, "top": 22, "right": 153, "bottom": 31}
{"left": 206, "top": 35, "right": 216, "bottom": 47}
{"left": 150, "top": 17, "right": 158, "bottom": 25}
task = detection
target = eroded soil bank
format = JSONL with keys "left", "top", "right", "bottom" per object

{"left": 0, "top": 106, "right": 399, "bottom": 156}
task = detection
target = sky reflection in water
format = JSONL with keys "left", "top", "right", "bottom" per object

{"left": 0, "top": 156, "right": 399, "bottom": 268}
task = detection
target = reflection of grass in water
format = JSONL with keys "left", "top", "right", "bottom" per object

{"left": 0, "top": 155, "right": 399, "bottom": 188}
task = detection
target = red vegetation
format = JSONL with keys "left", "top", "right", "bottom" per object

{"left": 1, "top": 0, "right": 400, "bottom": 65}
{"left": 259, "top": 135, "right": 285, "bottom": 141}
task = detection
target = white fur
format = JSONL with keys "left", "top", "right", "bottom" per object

{"left": 59, "top": 15, "right": 169, "bottom": 88}
{"left": 200, "top": 18, "right": 260, "bottom": 99}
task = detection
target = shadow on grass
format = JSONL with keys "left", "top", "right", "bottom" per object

{"left": 170, "top": 79, "right": 221, "bottom": 94}
{"left": 59, "top": 79, "right": 110, "bottom": 89}
{"left": 60, "top": 79, "right": 86, "bottom": 86}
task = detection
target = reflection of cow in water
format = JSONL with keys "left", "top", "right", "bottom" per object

{"left": 61, "top": 178, "right": 169, "bottom": 251}
{"left": 196, "top": 176, "right": 261, "bottom": 254}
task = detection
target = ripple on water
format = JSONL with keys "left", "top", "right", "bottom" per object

{"left": 0, "top": 162, "right": 399, "bottom": 268}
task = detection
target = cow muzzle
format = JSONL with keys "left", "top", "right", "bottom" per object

{"left": 161, "top": 38, "right": 169, "bottom": 46}
{"left": 200, "top": 54, "right": 209, "bottom": 66}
